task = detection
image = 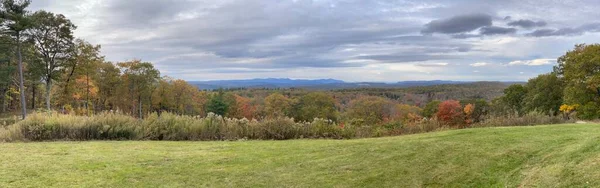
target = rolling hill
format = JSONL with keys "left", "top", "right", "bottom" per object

{"left": 188, "top": 78, "right": 518, "bottom": 90}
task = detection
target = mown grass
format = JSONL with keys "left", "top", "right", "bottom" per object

{"left": 1, "top": 123, "right": 600, "bottom": 187}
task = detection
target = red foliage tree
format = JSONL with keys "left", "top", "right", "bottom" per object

{"left": 436, "top": 100, "right": 465, "bottom": 127}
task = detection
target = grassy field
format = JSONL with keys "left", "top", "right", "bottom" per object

{"left": 1, "top": 124, "right": 600, "bottom": 187}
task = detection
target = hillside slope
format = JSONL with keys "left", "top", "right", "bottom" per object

{"left": 1, "top": 124, "right": 599, "bottom": 187}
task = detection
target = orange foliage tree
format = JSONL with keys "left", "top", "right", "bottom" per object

{"left": 436, "top": 100, "right": 465, "bottom": 126}
{"left": 229, "top": 95, "right": 257, "bottom": 119}
{"left": 463, "top": 104, "right": 475, "bottom": 125}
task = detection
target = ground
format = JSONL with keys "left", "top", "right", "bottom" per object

{"left": 1, "top": 123, "right": 600, "bottom": 187}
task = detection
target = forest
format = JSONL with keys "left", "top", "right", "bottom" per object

{"left": 1, "top": 0, "right": 599, "bottom": 141}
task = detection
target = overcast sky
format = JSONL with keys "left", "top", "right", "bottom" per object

{"left": 30, "top": 0, "right": 600, "bottom": 82}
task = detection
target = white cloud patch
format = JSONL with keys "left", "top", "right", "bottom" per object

{"left": 508, "top": 59, "right": 556, "bottom": 66}
{"left": 470, "top": 62, "right": 489, "bottom": 67}
{"left": 415, "top": 62, "right": 449, "bottom": 67}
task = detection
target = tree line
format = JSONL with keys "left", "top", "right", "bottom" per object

{"left": 0, "top": 0, "right": 204, "bottom": 118}
{"left": 489, "top": 44, "right": 600, "bottom": 120}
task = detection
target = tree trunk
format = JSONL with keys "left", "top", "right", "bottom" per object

{"left": 1, "top": 88, "right": 5, "bottom": 113}
{"left": 85, "top": 72, "right": 90, "bottom": 114}
{"left": 16, "top": 34, "right": 27, "bottom": 119}
{"left": 31, "top": 84, "right": 36, "bottom": 110}
{"left": 138, "top": 95, "right": 143, "bottom": 118}
{"left": 45, "top": 79, "right": 52, "bottom": 111}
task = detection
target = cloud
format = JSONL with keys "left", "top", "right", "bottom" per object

{"left": 415, "top": 62, "right": 449, "bottom": 67}
{"left": 526, "top": 22, "right": 600, "bottom": 37}
{"left": 421, "top": 13, "right": 492, "bottom": 34}
{"left": 356, "top": 54, "right": 455, "bottom": 63}
{"left": 508, "top": 59, "right": 556, "bottom": 66}
{"left": 479, "top": 26, "right": 517, "bottom": 35}
{"left": 28, "top": 0, "right": 590, "bottom": 81}
{"left": 526, "top": 28, "right": 580, "bottom": 37}
{"left": 470, "top": 62, "right": 489, "bottom": 67}
{"left": 507, "top": 19, "right": 547, "bottom": 28}
{"left": 451, "top": 33, "right": 481, "bottom": 39}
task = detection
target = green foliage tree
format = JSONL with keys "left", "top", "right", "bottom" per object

{"left": 223, "top": 92, "right": 238, "bottom": 117}
{"left": 0, "top": 35, "right": 14, "bottom": 113}
{"left": 293, "top": 92, "right": 338, "bottom": 122}
{"left": 523, "top": 73, "right": 564, "bottom": 115}
{"left": 0, "top": 0, "right": 31, "bottom": 118}
{"left": 23, "top": 44, "right": 44, "bottom": 110}
{"left": 206, "top": 89, "right": 229, "bottom": 116}
{"left": 96, "top": 62, "right": 120, "bottom": 111}
{"left": 117, "top": 60, "right": 160, "bottom": 118}
{"left": 264, "top": 93, "right": 292, "bottom": 118}
{"left": 346, "top": 96, "right": 392, "bottom": 125}
{"left": 422, "top": 100, "right": 441, "bottom": 118}
{"left": 500, "top": 84, "right": 527, "bottom": 115}
{"left": 578, "top": 102, "right": 600, "bottom": 120}
{"left": 28, "top": 10, "right": 76, "bottom": 110}
{"left": 554, "top": 44, "right": 600, "bottom": 119}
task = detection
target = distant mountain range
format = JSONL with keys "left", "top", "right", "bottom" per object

{"left": 189, "top": 78, "right": 523, "bottom": 90}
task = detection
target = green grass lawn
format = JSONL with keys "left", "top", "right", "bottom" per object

{"left": 1, "top": 124, "right": 600, "bottom": 187}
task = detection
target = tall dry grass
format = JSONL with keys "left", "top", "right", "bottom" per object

{"left": 0, "top": 112, "right": 368, "bottom": 141}
{"left": 473, "top": 111, "right": 570, "bottom": 127}
{"left": 0, "top": 111, "right": 570, "bottom": 142}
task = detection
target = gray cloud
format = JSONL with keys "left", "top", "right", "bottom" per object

{"left": 356, "top": 54, "right": 456, "bottom": 63}
{"left": 479, "top": 26, "right": 517, "bottom": 35}
{"left": 507, "top": 19, "right": 547, "bottom": 28}
{"left": 526, "top": 22, "right": 600, "bottom": 37}
{"left": 415, "top": 62, "right": 449, "bottom": 67}
{"left": 421, "top": 13, "right": 492, "bottom": 34}
{"left": 450, "top": 26, "right": 516, "bottom": 38}
{"left": 29, "top": 0, "right": 600, "bottom": 81}
{"left": 451, "top": 33, "right": 481, "bottom": 39}
{"left": 526, "top": 28, "right": 577, "bottom": 37}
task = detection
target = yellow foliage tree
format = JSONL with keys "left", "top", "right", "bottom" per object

{"left": 464, "top": 104, "right": 475, "bottom": 124}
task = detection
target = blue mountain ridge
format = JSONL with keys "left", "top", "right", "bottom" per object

{"left": 187, "top": 78, "right": 517, "bottom": 90}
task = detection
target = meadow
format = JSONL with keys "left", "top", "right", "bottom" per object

{"left": 1, "top": 123, "right": 599, "bottom": 187}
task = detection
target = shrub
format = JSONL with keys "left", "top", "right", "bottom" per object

{"left": 474, "top": 111, "right": 568, "bottom": 127}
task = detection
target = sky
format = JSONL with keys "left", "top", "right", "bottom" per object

{"left": 30, "top": 0, "right": 600, "bottom": 82}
